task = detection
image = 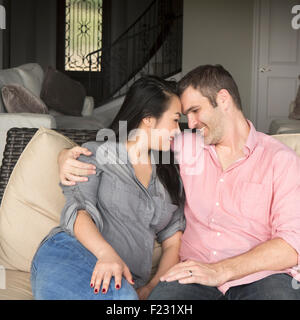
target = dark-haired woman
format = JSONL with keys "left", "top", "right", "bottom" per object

{"left": 30, "top": 76, "right": 186, "bottom": 300}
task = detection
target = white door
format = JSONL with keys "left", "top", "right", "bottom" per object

{"left": 254, "top": 0, "right": 300, "bottom": 133}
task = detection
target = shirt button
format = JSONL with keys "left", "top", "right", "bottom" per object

{"left": 217, "top": 232, "right": 221, "bottom": 236}
{"left": 211, "top": 218, "right": 215, "bottom": 222}
{"left": 220, "top": 178, "right": 224, "bottom": 182}
{"left": 213, "top": 251, "right": 217, "bottom": 255}
{"left": 216, "top": 202, "right": 220, "bottom": 206}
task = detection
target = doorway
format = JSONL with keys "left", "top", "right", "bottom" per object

{"left": 251, "top": 0, "right": 300, "bottom": 133}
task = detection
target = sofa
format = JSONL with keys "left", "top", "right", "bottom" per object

{"left": 269, "top": 102, "right": 300, "bottom": 135}
{"left": 0, "top": 127, "right": 299, "bottom": 300}
{"left": 0, "top": 63, "right": 97, "bottom": 121}
{"left": 0, "top": 63, "right": 125, "bottom": 166}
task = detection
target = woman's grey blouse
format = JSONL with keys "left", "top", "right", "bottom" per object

{"left": 45, "top": 139, "right": 185, "bottom": 288}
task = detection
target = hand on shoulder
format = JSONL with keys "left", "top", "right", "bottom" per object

{"left": 58, "top": 146, "right": 96, "bottom": 186}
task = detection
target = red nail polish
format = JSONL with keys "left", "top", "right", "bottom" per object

{"left": 116, "top": 284, "right": 120, "bottom": 289}
{"left": 94, "top": 288, "right": 98, "bottom": 294}
{"left": 102, "top": 288, "right": 106, "bottom": 293}
{"left": 90, "top": 283, "right": 94, "bottom": 288}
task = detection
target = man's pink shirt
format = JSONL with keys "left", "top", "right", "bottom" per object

{"left": 173, "top": 121, "right": 300, "bottom": 294}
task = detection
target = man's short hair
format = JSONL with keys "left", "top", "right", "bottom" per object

{"left": 177, "top": 64, "right": 242, "bottom": 110}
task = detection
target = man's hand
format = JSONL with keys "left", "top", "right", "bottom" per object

{"left": 136, "top": 284, "right": 154, "bottom": 300}
{"left": 58, "top": 146, "right": 96, "bottom": 186}
{"left": 160, "top": 260, "right": 230, "bottom": 287}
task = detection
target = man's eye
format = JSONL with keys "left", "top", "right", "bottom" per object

{"left": 174, "top": 119, "right": 179, "bottom": 122}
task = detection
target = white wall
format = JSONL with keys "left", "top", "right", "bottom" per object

{"left": 182, "top": 0, "right": 254, "bottom": 118}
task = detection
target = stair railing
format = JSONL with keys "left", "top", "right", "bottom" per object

{"left": 86, "top": 0, "right": 183, "bottom": 106}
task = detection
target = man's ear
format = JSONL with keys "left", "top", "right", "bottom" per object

{"left": 216, "top": 89, "right": 231, "bottom": 110}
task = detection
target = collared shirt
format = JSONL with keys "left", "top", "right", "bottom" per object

{"left": 44, "top": 140, "right": 185, "bottom": 289}
{"left": 174, "top": 121, "right": 300, "bottom": 294}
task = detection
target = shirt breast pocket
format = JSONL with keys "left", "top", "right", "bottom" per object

{"left": 239, "top": 181, "right": 269, "bottom": 221}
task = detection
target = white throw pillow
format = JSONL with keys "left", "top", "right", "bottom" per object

{"left": 17, "top": 63, "right": 44, "bottom": 98}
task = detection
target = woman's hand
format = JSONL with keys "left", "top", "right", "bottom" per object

{"left": 58, "top": 146, "right": 96, "bottom": 185}
{"left": 90, "top": 250, "right": 135, "bottom": 295}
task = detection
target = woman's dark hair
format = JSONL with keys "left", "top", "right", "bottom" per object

{"left": 109, "top": 75, "right": 185, "bottom": 205}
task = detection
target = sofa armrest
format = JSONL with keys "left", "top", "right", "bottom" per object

{"left": 0, "top": 113, "right": 56, "bottom": 129}
{"left": 0, "top": 113, "right": 56, "bottom": 166}
{"left": 81, "top": 96, "right": 94, "bottom": 117}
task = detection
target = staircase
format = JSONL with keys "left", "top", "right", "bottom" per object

{"left": 86, "top": 0, "right": 183, "bottom": 107}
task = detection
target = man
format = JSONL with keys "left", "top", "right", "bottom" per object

{"left": 59, "top": 65, "right": 300, "bottom": 299}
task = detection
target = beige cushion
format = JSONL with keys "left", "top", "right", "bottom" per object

{"left": 0, "top": 270, "right": 32, "bottom": 300}
{"left": 0, "top": 128, "right": 76, "bottom": 272}
{"left": 272, "top": 133, "right": 300, "bottom": 157}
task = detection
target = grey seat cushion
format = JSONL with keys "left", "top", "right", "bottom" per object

{"left": 54, "top": 115, "right": 105, "bottom": 130}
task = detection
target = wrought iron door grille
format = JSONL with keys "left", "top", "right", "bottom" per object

{"left": 86, "top": 0, "right": 183, "bottom": 106}
{"left": 65, "top": 0, "right": 103, "bottom": 72}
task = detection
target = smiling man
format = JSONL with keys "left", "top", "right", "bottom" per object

{"left": 147, "top": 64, "right": 300, "bottom": 300}
{"left": 58, "top": 65, "right": 300, "bottom": 300}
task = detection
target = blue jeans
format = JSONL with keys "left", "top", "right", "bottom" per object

{"left": 148, "top": 273, "right": 300, "bottom": 300}
{"left": 30, "top": 232, "right": 138, "bottom": 300}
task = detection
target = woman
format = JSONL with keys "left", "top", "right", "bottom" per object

{"left": 30, "top": 76, "right": 186, "bottom": 300}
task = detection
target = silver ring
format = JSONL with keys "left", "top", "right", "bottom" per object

{"left": 188, "top": 270, "right": 193, "bottom": 277}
